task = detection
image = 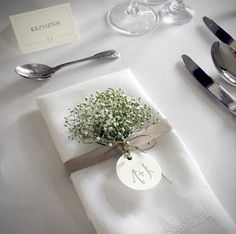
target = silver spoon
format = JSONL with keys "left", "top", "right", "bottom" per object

{"left": 15, "top": 50, "right": 120, "bottom": 80}
{"left": 211, "top": 41, "right": 236, "bottom": 86}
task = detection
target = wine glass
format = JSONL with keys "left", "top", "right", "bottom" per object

{"left": 159, "top": 0, "right": 194, "bottom": 24}
{"left": 107, "top": 0, "right": 158, "bottom": 35}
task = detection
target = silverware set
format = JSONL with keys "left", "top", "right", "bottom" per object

{"left": 14, "top": 15, "right": 235, "bottom": 115}
{"left": 203, "top": 16, "right": 236, "bottom": 86}
{"left": 182, "top": 16, "right": 236, "bottom": 116}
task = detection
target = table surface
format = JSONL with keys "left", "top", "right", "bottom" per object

{"left": 0, "top": 0, "right": 235, "bottom": 233}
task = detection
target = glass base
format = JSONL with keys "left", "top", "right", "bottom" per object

{"left": 159, "top": 2, "right": 194, "bottom": 24}
{"left": 107, "top": 3, "right": 158, "bottom": 35}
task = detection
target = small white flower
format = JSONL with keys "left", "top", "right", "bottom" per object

{"left": 65, "top": 88, "right": 158, "bottom": 144}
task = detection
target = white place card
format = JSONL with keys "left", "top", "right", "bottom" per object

{"left": 10, "top": 3, "right": 79, "bottom": 54}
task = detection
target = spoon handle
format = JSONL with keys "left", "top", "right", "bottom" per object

{"left": 53, "top": 50, "right": 119, "bottom": 71}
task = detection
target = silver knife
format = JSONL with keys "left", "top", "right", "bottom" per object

{"left": 203, "top": 16, "right": 236, "bottom": 50}
{"left": 182, "top": 54, "right": 236, "bottom": 116}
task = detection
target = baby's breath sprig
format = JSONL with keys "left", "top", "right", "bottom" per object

{"left": 64, "top": 88, "right": 159, "bottom": 146}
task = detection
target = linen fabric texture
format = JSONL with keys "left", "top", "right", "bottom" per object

{"left": 37, "top": 69, "right": 235, "bottom": 234}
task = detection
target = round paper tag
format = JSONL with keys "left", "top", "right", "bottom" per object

{"left": 116, "top": 152, "right": 162, "bottom": 190}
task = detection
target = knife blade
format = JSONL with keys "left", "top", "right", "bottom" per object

{"left": 203, "top": 16, "right": 236, "bottom": 50}
{"left": 182, "top": 54, "right": 236, "bottom": 116}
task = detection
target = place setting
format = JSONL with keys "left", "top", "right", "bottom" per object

{"left": 17, "top": 5, "right": 235, "bottom": 231}
{"left": 36, "top": 68, "right": 235, "bottom": 233}
{"left": 1, "top": 1, "right": 236, "bottom": 234}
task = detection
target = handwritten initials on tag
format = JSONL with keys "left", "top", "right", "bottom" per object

{"left": 132, "top": 163, "right": 155, "bottom": 184}
{"left": 116, "top": 152, "right": 162, "bottom": 190}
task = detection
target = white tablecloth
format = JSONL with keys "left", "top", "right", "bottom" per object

{"left": 0, "top": 0, "right": 235, "bottom": 233}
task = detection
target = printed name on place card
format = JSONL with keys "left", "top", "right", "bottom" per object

{"left": 10, "top": 3, "right": 79, "bottom": 54}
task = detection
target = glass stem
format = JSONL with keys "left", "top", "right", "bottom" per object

{"left": 170, "top": 0, "right": 186, "bottom": 11}
{"left": 126, "top": 0, "right": 141, "bottom": 15}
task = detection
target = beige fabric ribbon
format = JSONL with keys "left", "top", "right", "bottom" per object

{"left": 64, "top": 118, "right": 172, "bottom": 175}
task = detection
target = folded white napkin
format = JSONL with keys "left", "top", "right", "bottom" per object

{"left": 37, "top": 69, "right": 235, "bottom": 234}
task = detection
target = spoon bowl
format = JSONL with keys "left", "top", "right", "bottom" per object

{"left": 211, "top": 41, "right": 236, "bottom": 86}
{"left": 15, "top": 63, "right": 55, "bottom": 80}
{"left": 15, "top": 50, "right": 120, "bottom": 80}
